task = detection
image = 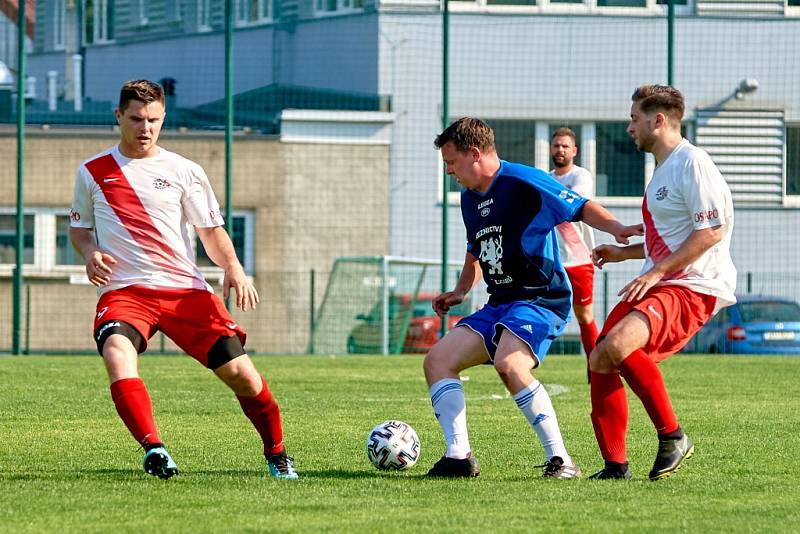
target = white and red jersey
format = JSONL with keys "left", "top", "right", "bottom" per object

{"left": 642, "top": 139, "right": 736, "bottom": 312}
{"left": 70, "top": 145, "right": 224, "bottom": 296}
{"left": 551, "top": 165, "right": 595, "bottom": 267}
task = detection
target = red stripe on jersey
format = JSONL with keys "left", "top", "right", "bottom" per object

{"left": 642, "top": 196, "right": 672, "bottom": 263}
{"left": 85, "top": 154, "right": 180, "bottom": 273}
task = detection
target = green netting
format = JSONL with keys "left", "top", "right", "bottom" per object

{"left": 309, "top": 256, "right": 459, "bottom": 355}
{"left": 2, "top": 3, "right": 800, "bottom": 353}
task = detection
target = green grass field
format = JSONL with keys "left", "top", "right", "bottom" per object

{"left": 1, "top": 354, "right": 798, "bottom": 533}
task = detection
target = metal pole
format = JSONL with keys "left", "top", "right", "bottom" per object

{"left": 224, "top": 0, "right": 234, "bottom": 309}
{"left": 13, "top": 0, "right": 27, "bottom": 355}
{"left": 667, "top": 0, "right": 675, "bottom": 86}
{"left": 381, "top": 256, "right": 390, "bottom": 355}
{"left": 309, "top": 269, "right": 316, "bottom": 354}
{"left": 440, "top": 0, "right": 449, "bottom": 340}
{"left": 24, "top": 283, "right": 30, "bottom": 354}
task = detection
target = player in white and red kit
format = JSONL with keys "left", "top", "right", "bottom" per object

{"left": 549, "top": 127, "right": 599, "bottom": 364}
{"left": 588, "top": 85, "right": 736, "bottom": 481}
{"left": 69, "top": 80, "right": 298, "bottom": 480}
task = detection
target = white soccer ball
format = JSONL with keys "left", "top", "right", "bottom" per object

{"left": 366, "top": 420, "right": 421, "bottom": 470}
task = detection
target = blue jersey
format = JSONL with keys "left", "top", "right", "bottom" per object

{"left": 461, "top": 160, "right": 588, "bottom": 319}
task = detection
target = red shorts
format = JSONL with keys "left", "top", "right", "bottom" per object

{"left": 599, "top": 284, "right": 716, "bottom": 362}
{"left": 565, "top": 264, "right": 595, "bottom": 306}
{"left": 94, "top": 286, "right": 247, "bottom": 367}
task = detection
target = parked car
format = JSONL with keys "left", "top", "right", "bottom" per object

{"left": 347, "top": 292, "right": 471, "bottom": 354}
{"left": 686, "top": 295, "right": 800, "bottom": 354}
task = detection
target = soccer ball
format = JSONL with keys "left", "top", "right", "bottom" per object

{"left": 366, "top": 420, "right": 421, "bottom": 470}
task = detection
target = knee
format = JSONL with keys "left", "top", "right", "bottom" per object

{"left": 216, "top": 358, "right": 262, "bottom": 396}
{"left": 423, "top": 347, "right": 445, "bottom": 378}
{"left": 589, "top": 337, "right": 622, "bottom": 373}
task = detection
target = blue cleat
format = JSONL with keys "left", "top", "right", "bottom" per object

{"left": 143, "top": 446, "right": 179, "bottom": 480}
{"left": 267, "top": 453, "right": 299, "bottom": 480}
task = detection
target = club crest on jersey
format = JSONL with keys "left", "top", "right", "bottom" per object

{"left": 655, "top": 186, "right": 669, "bottom": 201}
{"left": 479, "top": 236, "right": 504, "bottom": 275}
{"left": 153, "top": 177, "right": 171, "bottom": 190}
{"left": 480, "top": 207, "right": 491, "bottom": 217}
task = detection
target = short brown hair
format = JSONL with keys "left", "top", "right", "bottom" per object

{"left": 632, "top": 85, "right": 685, "bottom": 122}
{"left": 118, "top": 80, "right": 165, "bottom": 112}
{"left": 434, "top": 117, "right": 495, "bottom": 153}
{"left": 551, "top": 127, "right": 577, "bottom": 145}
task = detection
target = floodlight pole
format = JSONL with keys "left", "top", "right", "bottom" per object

{"left": 667, "top": 0, "right": 675, "bottom": 86}
{"left": 440, "top": 0, "right": 449, "bottom": 340}
{"left": 13, "top": 0, "right": 27, "bottom": 355}
{"left": 224, "top": 0, "right": 234, "bottom": 309}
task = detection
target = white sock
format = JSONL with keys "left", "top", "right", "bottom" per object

{"left": 429, "top": 378, "right": 471, "bottom": 459}
{"left": 513, "top": 379, "right": 571, "bottom": 464}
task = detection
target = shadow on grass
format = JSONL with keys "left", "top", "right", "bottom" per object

{"left": 1, "top": 468, "right": 431, "bottom": 482}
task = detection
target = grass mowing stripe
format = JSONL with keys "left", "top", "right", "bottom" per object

{"left": 1, "top": 354, "right": 798, "bottom": 532}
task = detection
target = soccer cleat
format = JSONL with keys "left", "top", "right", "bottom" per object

{"left": 649, "top": 433, "right": 694, "bottom": 481}
{"left": 588, "top": 461, "right": 633, "bottom": 480}
{"left": 426, "top": 454, "right": 480, "bottom": 478}
{"left": 267, "top": 452, "right": 299, "bottom": 480}
{"left": 539, "top": 456, "right": 582, "bottom": 479}
{"left": 143, "top": 446, "right": 179, "bottom": 480}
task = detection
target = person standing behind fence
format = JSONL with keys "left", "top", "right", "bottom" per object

{"left": 549, "top": 127, "right": 599, "bottom": 366}
{"left": 69, "top": 79, "right": 298, "bottom": 480}
{"left": 588, "top": 85, "right": 736, "bottom": 481}
{"left": 424, "top": 117, "right": 642, "bottom": 479}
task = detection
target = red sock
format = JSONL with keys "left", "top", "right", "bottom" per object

{"left": 590, "top": 371, "right": 628, "bottom": 463}
{"left": 237, "top": 376, "right": 285, "bottom": 456}
{"left": 110, "top": 378, "right": 161, "bottom": 447}
{"left": 579, "top": 320, "right": 600, "bottom": 357}
{"left": 619, "top": 349, "right": 679, "bottom": 435}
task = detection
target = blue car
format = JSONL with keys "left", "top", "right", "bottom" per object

{"left": 686, "top": 295, "right": 800, "bottom": 355}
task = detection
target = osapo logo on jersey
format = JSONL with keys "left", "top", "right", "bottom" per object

{"left": 476, "top": 225, "right": 510, "bottom": 282}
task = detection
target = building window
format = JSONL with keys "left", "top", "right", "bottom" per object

{"left": 55, "top": 216, "right": 85, "bottom": 266}
{"left": 597, "top": 0, "right": 646, "bottom": 6}
{"left": 84, "top": 0, "right": 115, "bottom": 44}
{"left": 485, "top": 0, "right": 536, "bottom": 5}
{"left": 195, "top": 213, "right": 255, "bottom": 274}
{"left": 0, "top": 214, "right": 35, "bottom": 265}
{"left": 789, "top": 0, "right": 800, "bottom": 5}
{"left": 487, "top": 120, "right": 537, "bottom": 168}
{"left": 315, "top": 0, "right": 364, "bottom": 13}
{"left": 236, "top": 0, "right": 270, "bottom": 25}
{"left": 595, "top": 121, "right": 645, "bottom": 197}
{"left": 198, "top": 0, "right": 212, "bottom": 30}
{"left": 54, "top": 0, "right": 66, "bottom": 49}
{"left": 788, "top": 126, "right": 800, "bottom": 196}
{"left": 656, "top": 0, "right": 687, "bottom": 4}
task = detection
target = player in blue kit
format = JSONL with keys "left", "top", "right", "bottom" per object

{"left": 425, "top": 118, "right": 642, "bottom": 478}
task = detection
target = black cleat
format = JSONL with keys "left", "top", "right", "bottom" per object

{"left": 649, "top": 433, "right": 694, "bottom": 481}
{"left": 143, "top": 446, "right": 179, "bottom": 480}
{"left": 588, "top": 461, "right": 632, "bottom": 480}
{"left": 539, "top": 456, "right": 582, "bottom": 479}
{"left": 427, "top": 454, "right": 480, "bottom": 478}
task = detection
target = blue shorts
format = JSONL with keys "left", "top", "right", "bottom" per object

{"left": 456, "top": 301, "right": 568, "bottom": 365}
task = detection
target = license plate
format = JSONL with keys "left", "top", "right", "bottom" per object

{"left": 763, "top": 331, "right": 796, "bottom": 341}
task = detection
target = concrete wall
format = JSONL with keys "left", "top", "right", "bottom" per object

{"left": 0, "top": 128, "right": 390, "bottom": 353}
